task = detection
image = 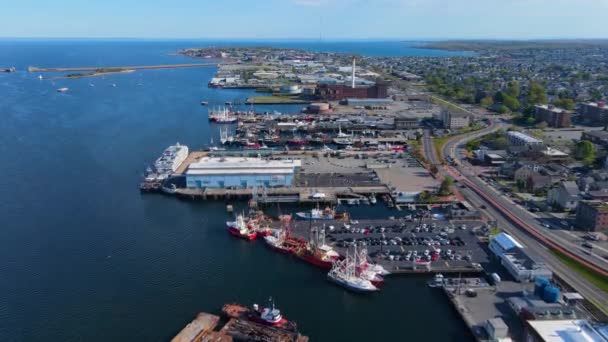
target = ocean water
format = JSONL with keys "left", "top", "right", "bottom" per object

{"left": 0, "top": 40, "right": 472, "bottom": 342}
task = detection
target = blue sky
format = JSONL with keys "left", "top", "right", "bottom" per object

{"left": 2, "top": 0, "right": 608, "bottom": 39}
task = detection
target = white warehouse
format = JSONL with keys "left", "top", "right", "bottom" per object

{"left": 185, "top": 157, "right": 301, "bottom": 189}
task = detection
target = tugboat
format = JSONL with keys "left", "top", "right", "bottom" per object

{"left": 222, "top": 298, "right": 298, "bottom": 332}
{"left": 250, "top": 298, "right": 287, "bottom": 327}
{"left": 226, "top": 213, "right": 257, "bottom": 240}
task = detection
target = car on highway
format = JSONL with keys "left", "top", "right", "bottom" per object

{"left": 582, "top": 242, "right": 594, "bottom": 249}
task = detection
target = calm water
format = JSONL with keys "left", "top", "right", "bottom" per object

{"left": 0, "top": 40, "right": 472, "bottom": 341}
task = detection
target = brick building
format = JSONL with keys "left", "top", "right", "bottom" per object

{"left": 533, "top": 104, "right": 571, "bottom": 128}
{"left": 575, "top": 200, "right": 608, "bottom": 232}
{"left": 317, "top": 83, "right": 388, "bottom": 101}
{"left": 579, "top": 102, "right": 608, "bottom": 125}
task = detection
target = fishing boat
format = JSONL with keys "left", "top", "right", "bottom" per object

{"left": 294, "top": 226, "right": 339, "bottom": 269}
{"left": 327, "top": 247, "right": 378, "bottom": 292}
{"left": 209, "top": 107, "right": 238, "bottom": 123}
{"left": 226, "top": 213, "right": 257, "bottom": 240}
{"left": 295, "top": 207, "right": 335, "bottom": 220}
{"left": 333, "top": 125, "right": 353, "bottom": 146}
{"left": 356, "top": 247, "right": 391, "bottom": 276}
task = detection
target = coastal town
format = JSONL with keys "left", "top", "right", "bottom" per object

{"left": 138, "top": 42, "right": 608, "bottom": 341}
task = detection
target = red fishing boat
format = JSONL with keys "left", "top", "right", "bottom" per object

{"left": 226, "top": 214, "right": 257, "bottom": 240}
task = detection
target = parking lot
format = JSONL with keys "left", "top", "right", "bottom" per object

{"left": 291, "top": 218, "right": 489, "bottom": 273}
{"left": 295, "top": 172, "right": 381, "bottom": 188}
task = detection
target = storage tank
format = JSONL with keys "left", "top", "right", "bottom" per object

{"left": 534, "top": 277, "right": 550, "bottom": 297}
{"left": 543, "top": 285, "right": 560, "bottom": 303}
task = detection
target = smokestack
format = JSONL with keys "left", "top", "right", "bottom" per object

{"left": 352, "top": 58, "right": 356, "bottom": 89}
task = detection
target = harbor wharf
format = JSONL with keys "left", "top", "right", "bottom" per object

{"left": 27, "top": 63, "right": 217, "bottom": 73}
{"left": 174, "top": 185, "right": 390, "bottom": 203}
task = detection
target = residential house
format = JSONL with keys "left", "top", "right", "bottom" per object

{"left": 547, "top": 181, "right": 580, "bottom": 211}
{"left": 575, "top": 200, "right": 608, "bottom": 232}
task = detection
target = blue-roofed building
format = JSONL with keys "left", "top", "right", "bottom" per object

{"left": 489, "top": 233, "right": 552, "bottom": 282}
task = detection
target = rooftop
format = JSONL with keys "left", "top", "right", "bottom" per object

{"left": 493, "top": 232, "right": 524, "bottom": 251}
{"left": 186, "top": 157, "right": 301, "bottom": 175}
{"left": 507, "top": 131, "right": 543, "bottom": 144}
{"left": 536, "top": 104, "right": 568, "bottom": 113}
{"left": 526, "top": 319, "right": 608, "bottom": 342}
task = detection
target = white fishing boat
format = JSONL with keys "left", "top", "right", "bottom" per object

{"left": 327, "top": 246, "right": 378, "bottom": 293}
{"left": 56, "top": 87, "right": 69, "bottom": 93}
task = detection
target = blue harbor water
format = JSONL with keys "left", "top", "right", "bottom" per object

{"left": 0, "top": 40, "right": 472, "bottom": 341}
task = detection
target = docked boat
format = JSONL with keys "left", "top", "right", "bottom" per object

{"left": 333, "top": 125, "right": 353, "bottom": 145}
{"left": 154, "top": 142, "right": 189, "bottom": 175}
{"left": 369, "top": 195, "right": 377, "bottom": 204}
{"left": 356, "top": 247, "right": 391, "bottom": 276}
{"left": 295, "top": 227, "right": 339, "bottom": 269}
{"left": 327, "top": 248, "right": 378, "bottom": 292}
{"left": 226, "top": 214, "right": 257, "bottom": 240}
{"left": 56, "top": 87, "right": 69, "bottom": 93}
{"left": 428, "top": 273, "right": 444, "bottom": 288}
{"left": 295, "top": 207, "right": 335, "bottom": 220}
{"left": 249, "top": 298, "right": 287, "bottom": 327}
{"left": 209, "top": 107, "right": 238, "bottom": 123}
{"left": 222, "top": 298, "right": 297, "bottom": 333}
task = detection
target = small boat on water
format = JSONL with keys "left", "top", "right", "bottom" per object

{"left": 428, "top": 273, "right": 444, "bottom": 288}
{"left": 57, "top": 87, "right": 69, "bottom": 93}
{"left": 226, "top": 213, "right": 257, "bottom": 240}
{"left": 369, "top": 195, "right": 377, "bottom": 204}
{"left": 200, "top": 101, "right": 209, "bottom": 106}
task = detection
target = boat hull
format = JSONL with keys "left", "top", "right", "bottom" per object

{"left": 296, "top": 252, "right": 334, "bottom": 269}
{"left": 327, "top": 274, "right": 378, "bottom": 292}
{"left": 227, "top": 226, "right": 257, "bottom": 240}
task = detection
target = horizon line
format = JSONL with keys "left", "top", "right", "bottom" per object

{"left": 1, "top": 36, "right": 608, "bottom": 41}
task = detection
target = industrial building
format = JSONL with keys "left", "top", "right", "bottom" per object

{"left": 534, "top": 104, "right": 572, "bottom": 128}
{"left": 394, "top": 114, "right": 421, "bottom": 129}
{"left": 185, "top": 157, "right": 301, "bottom": 189}
{"left": 489, "top": 233, "right": 552, "bottom": 282}
{"left": 579, "top": 102, "right": 608, "bottom": 125}
{"left": 506, "top": 131, "right": 545, "bottom": 153}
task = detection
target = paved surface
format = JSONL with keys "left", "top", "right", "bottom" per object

{"left": 437, "top": 119, "right": 608, "bottom": 315}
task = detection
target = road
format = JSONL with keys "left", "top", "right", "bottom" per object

{"left": 429, "top": 119, "right": 608, "bottom": 314}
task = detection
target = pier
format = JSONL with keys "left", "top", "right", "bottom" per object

{"left": 27, "top": 63, "right": 217, "bottom": 73}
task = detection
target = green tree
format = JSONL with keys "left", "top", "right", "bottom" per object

{"left": 497, "top": 105, "right": 510, "bottom": 114}
{"left": 553, "top": 98, "right": 575, "bottom": 110}
{"left": 506, "top": 80, "right": 520, "bottom": 98}
{"left": 590, "top": 89, "right": 602, "bottom": 102}
{"left": 480, "top": 96, "right": 494, "bottom": 108}
{"left": 574, "top": 140, "right": 596, "bottom": 164}
{"left": 491, "top": 137, "right": 509, "bottom": 150}
{"left": 503, "top": 95, "right": 521, "bottom": 111}
{"left": 494, "top": 91, "right": 505, "bottom": 103}
{"left": 528, "top": 81, "right": 548, "bottom": 105}
{"left": 439, "top": 176, "right": 454, "bottom": 196}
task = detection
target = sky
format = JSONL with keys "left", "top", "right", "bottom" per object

{"left": 1, "top": 0, "right": 608, "bottom": 39}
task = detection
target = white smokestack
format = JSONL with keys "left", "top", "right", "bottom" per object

{"left": 352, "top": 58, "right": 356, "bottom": 89}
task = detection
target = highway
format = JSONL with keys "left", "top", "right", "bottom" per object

{"left": 423, "top": 119, "right": 608, "bottom": 315}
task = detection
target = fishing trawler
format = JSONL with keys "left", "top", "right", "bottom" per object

{"left": 327, "top": 247, "right": 378, "bottom": 292}
{"left": 209, "top": 107, "right": 237, "bottom": 123}
{"left": 226, "top": 213, "right": 257, "bottom": 240}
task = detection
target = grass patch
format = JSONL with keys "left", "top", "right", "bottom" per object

{"left": 433, "top": 136, "right": 450, "bottom": 162}
{"left": 551, "top": 249, "right": 608, "bottom": 294}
